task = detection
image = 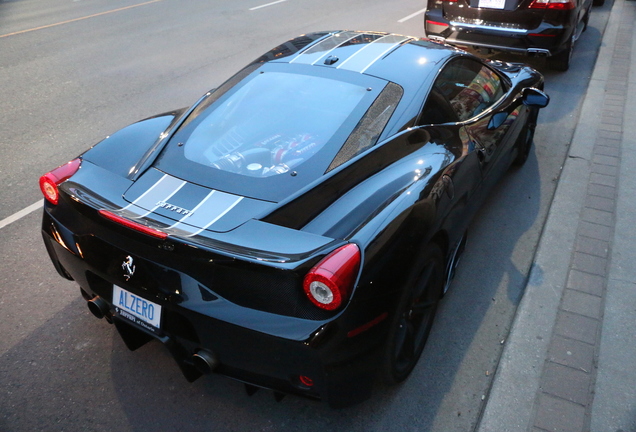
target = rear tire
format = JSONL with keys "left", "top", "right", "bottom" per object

{"left": 547, "top": 35, "right": 573, "bottom": 71}
{"left": 381, "top": 243, "right": 445, "bottom": 384}
{"left": 583, "top": 4, "right": 591, "bottom": 31}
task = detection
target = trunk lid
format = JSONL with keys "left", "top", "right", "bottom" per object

{"left": 122, "top": 168, "right": 274, "bottom": 234}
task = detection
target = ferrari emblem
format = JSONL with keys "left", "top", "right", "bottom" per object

{"left": 122, "top": 256, "right": 136, "bottom": 281}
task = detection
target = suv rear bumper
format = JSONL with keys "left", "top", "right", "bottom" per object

{"left": 425, "top": 10, "right": 570, "bottom": 56}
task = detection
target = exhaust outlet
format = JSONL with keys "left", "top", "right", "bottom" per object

{"left": 87, "top": 296, "right": 110, "bottom": 319}
{"left": 192, "top": 350, "right": 219, "bottom": 374}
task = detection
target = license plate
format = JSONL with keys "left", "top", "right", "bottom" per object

{"left": 478, "top": 0, "right": 506, "bottom": 8}
{"left": 113, "top": 285, "right": 162, "bottom": 330}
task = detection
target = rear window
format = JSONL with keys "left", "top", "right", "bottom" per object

{"left": 182, "top": 71, "right": 368, "bottom": 177}
{"left": 155, "top": 64, "right": 399, "bottom": 202}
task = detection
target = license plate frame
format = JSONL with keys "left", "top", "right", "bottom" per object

{"left": 478, "top": 0, "right": 506, "bottom": 9}
{"left": 112, "top": 285, "right": 162, "bottom": 332}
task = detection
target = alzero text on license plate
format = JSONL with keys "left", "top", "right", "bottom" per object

{"left": 113, "top": 285, "right": 162, "bottom": 329}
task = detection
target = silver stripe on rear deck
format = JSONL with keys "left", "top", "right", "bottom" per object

{"left": 122, "top": 174, "right": 187, "bottom": 218}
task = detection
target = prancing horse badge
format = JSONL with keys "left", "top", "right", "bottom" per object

{"left": 122, "top": 256, "right": 136, "bottom": 281}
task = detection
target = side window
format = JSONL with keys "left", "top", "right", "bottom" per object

{"left": 420, "top": 88, "right": 458, "bottom": 125}
{"left": 420, "top": 58, "right": 507, "bottom": 124}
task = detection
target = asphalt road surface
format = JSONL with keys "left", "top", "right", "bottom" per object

{"left": 0, "top": 0, "right": 612, "bottom": 430}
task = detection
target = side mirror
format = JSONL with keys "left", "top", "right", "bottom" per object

{"left": 522, "top": 87, "right": 550, "bottom": 108}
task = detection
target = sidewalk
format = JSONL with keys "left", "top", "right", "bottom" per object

{"left": 476, "top": 0, "right": 636, "bottom": 431}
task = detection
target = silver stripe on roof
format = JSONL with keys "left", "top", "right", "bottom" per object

{"left": 337, "top": 34, "right": 412, "bottom": 73}
{"left": 288, "top": 31, "right": 359, "bottom": 65}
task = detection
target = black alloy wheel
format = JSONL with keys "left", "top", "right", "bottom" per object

{"left": 382, "top": 243, "right": 445, "bottom": 384}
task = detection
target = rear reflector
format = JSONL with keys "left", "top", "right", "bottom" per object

{"left": 299, "top": 375, "right": 314, "bottom": 387}
{"left": 39, "top": 158, "right": 82, "bottom": 205}
{"left": 303, "top": 244, "right": 361, "bottom": 311}
{"left": 98, "top": 210, "right": 168, "bottom": 239}
{"left": 347, "top": 312, "right": 389, "bottom": 338}
{"left": 426, "top": 20, "right": 450, "bottom": 28}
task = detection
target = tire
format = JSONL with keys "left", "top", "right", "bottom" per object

{"left": 512, "top": 108, "right": 538, "bottom": 166}
{"left": 583, "top": 4, "right": 591, "bottom": 31}
{"left": 593, "top": 0, "right": 604, "bottom": 6}
{"left": 381, "top": 243, "right": 445, "bottom": 384}
{"left": 547, "top": 36, "right": 573, "bottom": 71}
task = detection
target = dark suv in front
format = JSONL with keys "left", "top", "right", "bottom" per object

{"left": 424, "top": 0, "right": 598, "bottom": 71}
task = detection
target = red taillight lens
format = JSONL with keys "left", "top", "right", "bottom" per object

{"left": 426, "top": 19, "right": 450, "bottom": 28}
{"left": 529, "top": 0, "right": 575, "bottom": 9}
{"left": 303, "top": 244, "right": 361, "bottom": 311}
{"left": 39, "top": 158, "right": 81, "bottom": 205}
{"left": 98, "top": 210, "right": 168, "bottom": 239}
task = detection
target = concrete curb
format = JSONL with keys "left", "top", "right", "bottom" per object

{"left": 475, "top": 1, "right": 623, "bottom": 430}
{"left": 590, "top": 5, "right": 636, "bottom": 429}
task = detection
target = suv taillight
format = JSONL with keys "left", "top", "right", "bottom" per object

{"left": 303, "top": 244, "right": 361, "bottom": 311}
{"left": 39, "top": 158, "right": 81, "bottom": 205}
{"left": 529, "top": 0, "right": 575, "bottom": 9}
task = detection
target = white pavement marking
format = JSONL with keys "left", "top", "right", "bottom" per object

{"left": 249, "top": 0, "right": 287, "bottom": 11}
{"left": 398, "top": 8, "right": 426, "bottom": 23}
{"left": 0, "top": 201, "right": 42, "bottom": 230}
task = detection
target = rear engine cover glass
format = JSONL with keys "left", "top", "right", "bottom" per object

{"left": 182, "top": 72, "right": 367, "bottom": 178}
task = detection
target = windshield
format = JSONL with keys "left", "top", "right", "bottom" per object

{"left": 182, "top": 71, "right": 368, "bottom": 177}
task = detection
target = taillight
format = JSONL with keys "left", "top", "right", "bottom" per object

{"left": 303, "top": 244, "right": 361, "bottom": 311}
{"left": 98, "top": 210, "right": 168, "bottom": 239}
{"left": 529, "top": 0, "right": 575, "bottom": 9}
{"left": 426, "top": 20, "right": 450, "bottom": 29}
{"left": 39, "top": 158, "right": 81, "bottom": 205}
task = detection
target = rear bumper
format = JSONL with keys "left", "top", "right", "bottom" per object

{"left": 425, "top": 9, "right": 571, "bottom": 56}
{"left": 41, "top": 210, "right": 385, "bottom": 407}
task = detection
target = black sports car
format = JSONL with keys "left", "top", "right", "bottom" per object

{"left": 424, "top": 0, "right": 596, "bottom": 71}
{"left": 40, "top": 31, "right": 548, "bottom": 408}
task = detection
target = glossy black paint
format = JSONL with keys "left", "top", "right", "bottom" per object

{"left": 41, "top": 31, "right": 547, "bottom": 407}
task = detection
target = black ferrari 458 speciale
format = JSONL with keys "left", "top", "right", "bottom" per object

{"left": 40, "top": 31, "right": 549, "bottom": 407}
